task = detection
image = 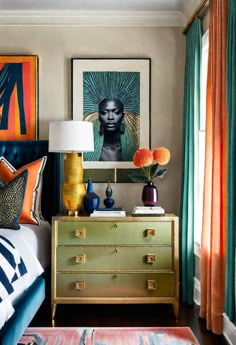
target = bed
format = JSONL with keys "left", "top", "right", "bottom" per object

{"left": 0, "top": 140, "right": 60, "bottom": 345}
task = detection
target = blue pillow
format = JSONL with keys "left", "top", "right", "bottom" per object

{"left": 0, "top": 170, "right": 28, "bottom": 230}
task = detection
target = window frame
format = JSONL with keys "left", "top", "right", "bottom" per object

{"left": 194, "top": 29, "right": 209, "bottom": 255}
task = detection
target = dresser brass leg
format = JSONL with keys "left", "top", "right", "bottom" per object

{"left": 52, "top": 303, "right": 57, "bottom": 322}
{"left": 173, "top": 301, "right": 179, "bottom": 320}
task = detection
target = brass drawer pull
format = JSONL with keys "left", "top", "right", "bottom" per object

{"left": 146, "top": 254, "right": 156, "bottom": 264}
{"left": 75, "top": 254, "right": 86, "bottom": 263}
{"left": 114, "top": 223, "right": 118, "bottom": 229}
{"left": 115, "top": 249, "right": 118, "bottom": 254}
{"left": 75, "top": 281, "right": 86, "bottom": 290}
{"left": 113, "top": 274, "right": 118, "bottom": 280}
{"left": 147, "top": 280, "right": 157, "bottom": 290}
{"left": 75, "top": 228, "right": 86, "bottom": 238}
{"left": 146, "top": 228, "right": 155, "bottom": 237}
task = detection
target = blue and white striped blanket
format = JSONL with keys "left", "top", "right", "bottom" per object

{"left": 0, "top": 235, "right": 28, "bottom": 304}
{"left": 0, "top": 225, "right": 45, "bottom": 329}
{"left": 0, "top": 234, "right": 29, "bottom": 327}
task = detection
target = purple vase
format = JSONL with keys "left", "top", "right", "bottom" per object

{"left": 142, "top": 182, "right": 158, "bottom": 206}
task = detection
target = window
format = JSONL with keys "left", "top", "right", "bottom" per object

{"left": 194, "top": 30, "right": 209, "bottom": 248}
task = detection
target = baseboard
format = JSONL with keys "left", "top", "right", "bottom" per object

{"left": 223, "top": 313, "right": 236, "bottom": 345}
{"left": 194, "top": 276, "right": 235, "bottom": 345}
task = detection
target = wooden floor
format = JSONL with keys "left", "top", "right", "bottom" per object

{"left": 31, "top": 298, "right": 229, "bottom": 345}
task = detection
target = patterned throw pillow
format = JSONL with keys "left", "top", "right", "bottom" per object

{"left": 0, "top": 178, "right": 5, "bottom": 189}
{"left": 0, "top": 156, "right": 47, "bottom": 225}
{"left": 0, "top": 170, "right": 28, "bottom": 230}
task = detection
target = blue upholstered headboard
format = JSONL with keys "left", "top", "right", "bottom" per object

{"left": 0, "top": 140, "right": 61, "bottom": 223}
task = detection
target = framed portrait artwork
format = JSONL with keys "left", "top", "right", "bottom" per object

{"left": 0, "top": 55, "right": 38, "bottom": 140}
{"left": 71, "top": 58, "right": 151, "bottom": 171}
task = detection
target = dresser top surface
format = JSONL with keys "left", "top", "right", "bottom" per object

{"left": 52, "top": 214, "right": 178, "bottom": 222}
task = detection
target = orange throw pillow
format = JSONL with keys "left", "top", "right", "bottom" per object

{"left": 0, "top": 156, "right": 47, "bottom": 225}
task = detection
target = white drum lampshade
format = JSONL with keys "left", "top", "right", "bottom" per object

{"left": 49, "top": 121, "right": 94, "bottom": 153}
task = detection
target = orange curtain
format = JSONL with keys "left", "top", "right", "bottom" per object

{"left": 199, "top": 0, "right": 228, "bottom": 335}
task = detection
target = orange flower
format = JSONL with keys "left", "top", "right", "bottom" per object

{"left": 129, "top": 146, "right": 170, "bottom": 183}
{"left": 133, "top": 148, "right": 153, "bottom": 168}
{"left": 153, "top": 147, "right": 170, "bottom": 165}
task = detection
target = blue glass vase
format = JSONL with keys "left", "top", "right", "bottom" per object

{"left": 83, "top": 179, "right": 100, "bottom": 214}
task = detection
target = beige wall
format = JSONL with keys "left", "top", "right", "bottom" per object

{"left": 0, "top": 25, "right": 185, "bottom": 215}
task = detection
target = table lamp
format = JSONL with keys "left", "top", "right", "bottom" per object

{"left": 49, "top": 120, "right": 94, "bottom": 216}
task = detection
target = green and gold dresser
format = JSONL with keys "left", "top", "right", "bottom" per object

{"left": 51, "top": 215, "right": 179, "bottom": 320}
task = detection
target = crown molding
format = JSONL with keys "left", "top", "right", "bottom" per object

{"left": 182, "top": 0, "right": 200, "bottom": 22}
{"left": 0, "top": 10, "right": 185, "bottom": 27}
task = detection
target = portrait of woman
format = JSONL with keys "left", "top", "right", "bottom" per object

{"left": 82, "top": 71, "right": 140, "bottom": 162}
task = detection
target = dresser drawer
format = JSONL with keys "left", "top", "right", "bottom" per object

{"left": 56, "top": 220, "right": 172, "bottom": 245}
{"left": 56, "top": 272, "right": 175, "bottom": 298}
{"left": 57, "top": 246, "right": 173, "bottom": 271}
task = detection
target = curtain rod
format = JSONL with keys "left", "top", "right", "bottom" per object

{"left": 183, "top": 0, "right": 209, "bottom": 35}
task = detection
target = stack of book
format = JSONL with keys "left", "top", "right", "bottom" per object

{"left": 90, "top": 208, "right": 126, "bottom": 217}
{"left": 132, "top": 206, "right": 165, "bottom": 217}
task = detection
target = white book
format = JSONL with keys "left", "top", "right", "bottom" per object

{"left": 132, "top": 206, "right": 165, "bottom": 214}
{"left": 134, "top": 206, "right": 165, "bottom": 211}
{"left": 90, "top": 210, "right": 126, "bottom": 217}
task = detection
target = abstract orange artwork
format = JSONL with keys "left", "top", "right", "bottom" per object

{"left": 0, "top": 55, "right": 38, "bottom": 140}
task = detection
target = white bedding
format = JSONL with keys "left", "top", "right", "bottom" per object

{"left": 0, "top": 220, "right": 51, "bottom": 329}
{"left": 0, "top": 220, "right": 51, "bottom": 270}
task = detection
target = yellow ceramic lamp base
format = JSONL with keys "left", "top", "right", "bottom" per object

{"left": 62, "top": 152, "right": 86, "bottom": 215}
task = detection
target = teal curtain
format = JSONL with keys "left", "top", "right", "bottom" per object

{"left": 180, "top": 19, "right": 202, "bottom": 305}
{"left": 225, "top": 0, "right": 236, "bottom": 324}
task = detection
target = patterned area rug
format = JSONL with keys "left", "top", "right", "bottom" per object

{"left": 18, "top": 327, "right": 200, "bottom": 345}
